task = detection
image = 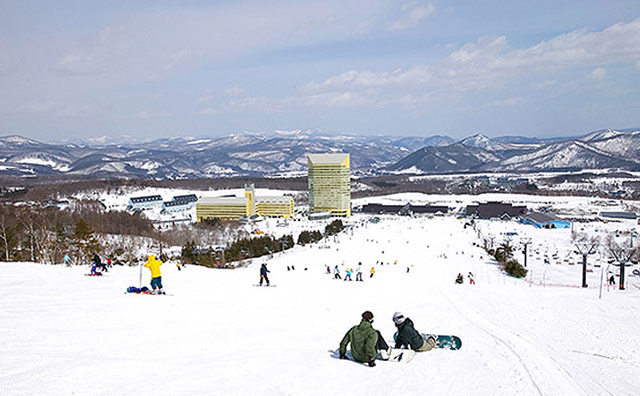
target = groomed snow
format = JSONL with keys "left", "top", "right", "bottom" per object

{"left": 2, "top": 215, "right": 639, "bottom": 396}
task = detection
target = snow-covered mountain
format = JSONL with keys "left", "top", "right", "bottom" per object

{"left": 389, "top": 128, "right": 640, "bottom": 174}
{"left": 0, "top": 132, "right": 449, "bottom": 178}
{"left": 2, "top": 128, "right": 640, "bottom": 178}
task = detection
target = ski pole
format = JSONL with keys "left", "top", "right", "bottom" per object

{"left": 139, "top": 261, "right": 143, "bottom": 289}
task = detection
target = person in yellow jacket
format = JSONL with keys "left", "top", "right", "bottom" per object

{"left": 144, "top": 255, "right": 164, "bottom": 294}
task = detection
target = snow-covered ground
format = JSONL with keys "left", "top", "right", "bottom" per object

{"left": 2, "top": 214, "right": 639, "bottom": 396}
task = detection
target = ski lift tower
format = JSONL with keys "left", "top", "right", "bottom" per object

{"left": 521, "top": 237, "right": 532, "bottom": 268}
{"left": 574, "top": 241, "right": 598, "bottom": 288}
{"left": 608, "top": 237, "right": 639, "bottom": 290}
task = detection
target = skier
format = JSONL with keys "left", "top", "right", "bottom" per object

{"left": 339, "top": 311, "right": 389, "bottom": 367}
{"left": 64, "top": 252, "right": 72, "bottom": 267}
{"left": 90, "top": 260, "right": 100, "bottom": 275}
{"left": 344, "top": 268, "right": 353, "bottom": 281}
{"left": 392, "top": 312, "right": 436, "bottom": 352}
{"left": 259, "top": 263, "right": 270, "bottom": 286}
{"left": 370, "top": 267, "right": 375, "bottom": 278}
{"left": 144, "top": 254, "right": 165, "bottom": 294}
{"left": 455, "top": 273, "right": 464, "bottom": 284}
{"left": 334, "top": 265, "right": 342, "bottom": 280}
{"left": 355, "top": 263, "right": 363, "bottom": 282}
{"left": 326, "top": 265, "right": 331, "bottom": 274}
{"left": 93, "top": 253, "right": 105, "bottom": 272}
{"left": 176, "top": 261, "right": 182, "bottom": 271}
{"left": 468, "top": 272, "right": 476, "bottom": 285}
{"left": 608, "top": 275, "right": 615, "bottom": 285}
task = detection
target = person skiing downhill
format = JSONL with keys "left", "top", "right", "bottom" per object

{"left": 339, "top": 311, "right": 389, "bottom": 367}
{"left": 259, "top": 263, "right": 270, "bottom": 286}
{"left": 392, "top": 312, "right": 436, "bottom": 352}
{"left": 370, "top": 267, "right": 375, "bottom": 278}
{"left": 144, "top": 255, "right": 164, "bottom": 294}
{"left": 355, "top": 264, "right": 363, "bottom": 282}
{"left": 334, "top": 265, "right": 342, "bottom": 280}
{"left": 64, "top": 253, "right": 72, "bottom": 267}
{"left": 344, "top": 268, "right": 353, "bottom": 281}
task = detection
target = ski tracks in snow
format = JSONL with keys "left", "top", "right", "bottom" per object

{"left": 442, "top": 292, "right": 611, "bottom": 396}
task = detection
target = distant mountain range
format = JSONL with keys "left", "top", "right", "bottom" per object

{"left": 388, "top": 129, "right": 640, "bottom": 173}
{"left": 0, "top": 128, "right": 639, "bottom": 178}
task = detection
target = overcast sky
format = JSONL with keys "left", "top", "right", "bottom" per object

{"left": 1, "top": 0, "right": 640, "bottom": 142}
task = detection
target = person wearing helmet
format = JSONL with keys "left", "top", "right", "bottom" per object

{"left": 144, "top": 255, "right": 164, "bottom": 294}
{"left": 392, "top": 312, "right": 436, "bottom": 352}
{"left": 338, "top": 311, "right": 389, "bottom": 367}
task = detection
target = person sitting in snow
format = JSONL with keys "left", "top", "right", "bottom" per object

{"left": 339, "top": 311, "right": 389, "bottom": 367}
{"left": 455, "top": 273, "right": 464, "bottom": 284}
{"left": 392, "top": 312, "right": 436, "bottom": 352}
{"left": 144, "top": 255, "right": 164, "bottom": 294}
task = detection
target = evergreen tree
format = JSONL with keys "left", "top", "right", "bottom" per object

{"left": 73, "top": 219, "right": 100, "bottom": 264}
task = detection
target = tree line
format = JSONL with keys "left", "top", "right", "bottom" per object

{"left": 0, "top": 201, "right": 157, "bottom": 264}
{"left": 181, "top": 219, "right": 346, "bottom": 267}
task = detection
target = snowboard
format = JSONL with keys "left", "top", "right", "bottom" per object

{"left": 424, "top": 334, "right": 462, "bottom": 350}
{"left": 125, "top": 291, "right": 172, "bottom": 296}
{"left": 393, "top": 332, "right": 462, "bottom": 350}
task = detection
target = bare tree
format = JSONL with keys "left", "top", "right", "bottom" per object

{"left": 0, "top": 206, "right": 19, "bottom": 262}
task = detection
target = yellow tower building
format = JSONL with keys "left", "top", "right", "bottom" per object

{"left": 307, "top": 153, "right": 351, "bottom": 216}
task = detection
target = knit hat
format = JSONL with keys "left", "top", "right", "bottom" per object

{"left": 362, "top": 311, "right": 374, "bottom": 321}
{"left": 392, "top": 312, "right": 405, "bottom": 325}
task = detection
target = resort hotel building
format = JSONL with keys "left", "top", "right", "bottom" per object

{"left": 196, "top": 184, "right": 294, "bottom": 221}
{"left": 307, "top": 153, "right": 351, "bottom": 217}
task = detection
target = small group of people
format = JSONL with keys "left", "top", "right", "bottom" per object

{"left": 339, "top": 311, "right": 436, "bottom": 367}
{"left": 330, "top": 263, "right": 373, "bottom": 281}
{"left": 88, "top": 253, "right": 111, "bottom": 275}
{"left": 456, "top": 272, "right": 475, "bottom": 284}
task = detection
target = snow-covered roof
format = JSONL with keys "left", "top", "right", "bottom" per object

{"left": 198, "top": 197, "right": 247, "bottom": 205}
{"left": 129, "top": 195, "right": 163, "bottom": 204}
{"left": 307, "top": 153, "right": 349, "bottom": 164}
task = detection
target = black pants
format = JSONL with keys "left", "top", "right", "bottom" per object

{"left": 376, "top": 330, "right": 389, "bottom": 350}
{"left": 260, "top": 275, "right": 270, "bottom": 286}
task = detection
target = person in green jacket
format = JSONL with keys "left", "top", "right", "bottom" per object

{"left": 339, "top": 311, "right": 389, "bottom": 367}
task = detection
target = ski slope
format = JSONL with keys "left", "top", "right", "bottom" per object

{"left": 1, "top": 216, "right": 639, "bottom": 396}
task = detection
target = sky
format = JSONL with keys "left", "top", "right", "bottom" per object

{"left": 1, "top": 0, "right": 640, "bottom": 142}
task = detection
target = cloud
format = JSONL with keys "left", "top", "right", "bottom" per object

{"left": 305, "top": 18, "right": 640, "bottom": 96}
{"left": 21, "top": 100, "right": 91, "bottom": 117}
{"left": 54, "top": 55, "right": 99, "bottom": 76}
{"left": 391, "top": 2, "right": 435, "bottom": 30}
{"left": 135, "top": 110, "right": 173, "bottom": 119}
{"left": 224, "top": 87, "right": 245, "bottom": 97}
{"left": 588, "top": 67, "right": 607, "bottom": 81}
{"left": 198, "top": 107, "right": 222, "bottom": 115}
{"left": 531, "top": 80, "right": 557, "bottom": 89}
